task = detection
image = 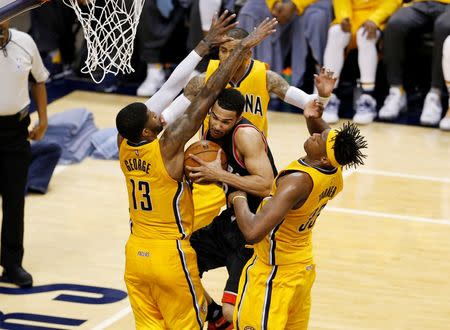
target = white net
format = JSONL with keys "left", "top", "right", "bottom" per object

{"left": 63, "top": 0, "right": 145, "bottom": 83}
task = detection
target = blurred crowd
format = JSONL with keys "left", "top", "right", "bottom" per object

{"left": 25, "top": 0, "right": 450, "bottom": 130}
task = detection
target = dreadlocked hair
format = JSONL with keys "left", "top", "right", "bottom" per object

{"left": 333, "top": 122, "right": 368, "bottom": 168}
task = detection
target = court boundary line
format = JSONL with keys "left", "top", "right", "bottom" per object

{"left": 355, "top": 168, "right": 450, "bottom": 184}
{"left": 91, "top": 305, "right": 132, "bottom": 330}
{"left": 326, "top": 207, "right": 450, "bottom": 225}
{"left": 60, "top": 166, "right": 449, "bottom": 329}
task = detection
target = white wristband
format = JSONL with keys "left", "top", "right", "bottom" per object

{"left": 161, "top": 94, "right": 192, "bottom": 126}
{"left": 232, "top": 195, "right": 247, "bottom": 205}
{"left": 284, "top": 86, "right": 316, "bottom": 110}
{"left": 145, "top": 50, "right": 202, "bottom": 115}
{"left": 318, "top": 95, "right": 331, "bottom": 106}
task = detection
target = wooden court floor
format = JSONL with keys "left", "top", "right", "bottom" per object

{"left": 1, "top": 91, "right": 449, "bottom": 330}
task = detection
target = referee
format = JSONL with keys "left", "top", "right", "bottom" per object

{"left": 0, "top": 19, "right": 49, "bottom": 287}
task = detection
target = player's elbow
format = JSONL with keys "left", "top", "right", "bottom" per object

{"left": 243, "top": 230, "right": 264, "bottom": 244}
{"left": 258, "top": 180, "right": 272, "bottom": 197}
{"left": 262, "top": 185, "right": 271, "bottom": 197}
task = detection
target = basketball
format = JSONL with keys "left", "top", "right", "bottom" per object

{"left": 184, "top": 140, "right": 227, "bottom": 184}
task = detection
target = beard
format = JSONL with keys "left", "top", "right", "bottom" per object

{"left": 155, "top": 123, "right": 164, "bottom": 135}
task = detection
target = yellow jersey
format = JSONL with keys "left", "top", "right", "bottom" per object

{"left": 254, "top": 159, "right": 343, "bottom": 265}
{"left": 119, "top": 139, "right": 194, "bottom": 240}
{"left": 203, "top": 59, "right": 270, "bottom": 136}
{"left": 332, "top": 0, "right": 401, "bottom": 28}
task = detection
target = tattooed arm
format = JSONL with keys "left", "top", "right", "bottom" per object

{"left": 267, "top": 69, "right": 335, "bottom": 118}
{"left": 160, "top": 18, "right": 278, "bottom": 181}
{"left": 266, "top": 70, "right": 291, "bottom": 99}
{"left": 266, "top": 70, "right": 315, "bottom": 108}
{"left": 183, "top": 73, "right": 206, "bottom": 102}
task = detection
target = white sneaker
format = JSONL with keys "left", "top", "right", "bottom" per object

{"left": 420, "top": 92, "right": 442, "bottom": 126}
{"left": 439, "top": 115, "right": 450, "bottom": 131}
{"left": 137, "top": 64, "right": 165, "bottom": 97}
{"left": 379, "top": 87, "right": 407, "bottom": 120}
{"left": 353, "top": 94, "right": 377, "bottom": 125}
{"left": 322, "top": 94, "right": 340, "bottom": 124}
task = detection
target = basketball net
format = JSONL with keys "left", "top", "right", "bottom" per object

{"left": 63, "top": 0, "right": 145, "bottom": 83}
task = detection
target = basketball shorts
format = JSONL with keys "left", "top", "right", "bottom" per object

{"left": 124, "top": 234, "right": 207, "bottom": 329}
{"left": 192, "top": 182, "right": 226, "bottom": 232}
{"left": 234, "top": 255, "right": 316, "bottom": 330}
{"left": 190, "top": 208, "right": 254, "bottom": 305}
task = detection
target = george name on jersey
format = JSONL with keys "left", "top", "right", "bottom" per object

{"left": 124, "top": 158, "right": 151, "bottom": 174}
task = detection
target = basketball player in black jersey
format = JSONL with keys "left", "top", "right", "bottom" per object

{"left": 186, "top": 88, "right": 276, "bottom": 326}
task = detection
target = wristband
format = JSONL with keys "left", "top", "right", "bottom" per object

{"left": 201, "top": 38, "right": 213, "bottom": 49}
{"left": 232, "top": 195, "right": 247, "bottom": 205}
{"left": 318, "top": 95, "right": 330, "bottom": 105}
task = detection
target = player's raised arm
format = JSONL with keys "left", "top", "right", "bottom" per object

{"left": 160, "top": 18, "right": 278, "bottom": 159}
{"left": 145, "top": 10, "right": 237, "bottom": 115}
{"left": 266, "top": 67, "right": 337, "bottom": 117}
{"left": 305, "top": 68, "right": 337, "bottom": 134}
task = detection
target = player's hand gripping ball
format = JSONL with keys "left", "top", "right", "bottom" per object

{"left": 184, "top": 140, "right": 227, "bottom": 184}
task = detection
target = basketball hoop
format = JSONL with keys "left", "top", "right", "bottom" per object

{"left": 1, "top": 0, "right": 145, "bottom": 83}
{"left": 63, "top": 0, "right": 145, "bottom": 83}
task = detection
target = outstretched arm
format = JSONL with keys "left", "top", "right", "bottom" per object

{"left": 229, "top": 172, "right": 313, "bottom": 244}
{"left": 145, "top": 11, "right": 237, "bottom": 114}
{"left": 305, "top": 68, "right": 337, "bottom": 134}
{"left": 267, "top": 67, "right": 336, "bottom": 117}
{"left": 183, "top": 73, "right": 206, "bottom": 102}
{"left": 266, "top": 70, "right": 315, "bottom": 108}
{"left": 161, "top": 18, "right": 278, "bottom": 178}
{"left": 306, "top": 113, "right": 330, "bottom": 135}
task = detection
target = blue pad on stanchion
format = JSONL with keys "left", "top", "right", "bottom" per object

{"left": 0, "top": 0, "right": 47, "bottom": 23}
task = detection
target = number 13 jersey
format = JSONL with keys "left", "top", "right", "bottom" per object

{"left": 119, "top": 139, "right": 194, "bottom": 240}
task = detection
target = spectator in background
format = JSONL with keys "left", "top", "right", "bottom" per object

{"left": 238, "top": 0, "right": 332, "bottom": 89}
{"left": 29, "top": 0, "right": 87, "bottom": 77}
{"left": 379, "top": 0, "right": 450, "bottom": 126}
{"left": 188, "top": 0, "right": 235, "bottom": 46}
{"left": 136, "top": 0, "right": 192, "bottom": 97}
{"left": 186, "top": 0, "right": 236, "bottom": 74}
{"left": 0, "top": 19, "right": 49, "bottom": 288}
{"left": 439, "top": 34, "right": 450, "bottom": 130}
{"left": 322, "top": 0, "right": 401, "bottom": 125}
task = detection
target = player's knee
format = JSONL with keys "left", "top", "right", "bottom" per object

{"left": 443, "top": 36, "right": 450, "bottom": 61}
{"left": 327, "top": 24, "right": 350, "bottom": 48}
{"left": 356, "top": 27, "right": 377, "bottom": 46}
{"left": 222, "top": 303, "right": 235, "bottom": 322}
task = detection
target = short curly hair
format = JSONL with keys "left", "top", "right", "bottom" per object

{"left": 216, "top": 88, "right": 245, "bottom": 117}
{"left": 116, "top": 102, "right": 148, "bottom": 143}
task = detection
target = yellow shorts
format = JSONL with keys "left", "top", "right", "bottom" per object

{"left": 124, "top": 234, "right": 207, "bottom": 329}
{"left": 233, "top": 255, "right": 316, "bottom": 330}
{"left": 192, "top": 183, "right": 226, "bottom": 232}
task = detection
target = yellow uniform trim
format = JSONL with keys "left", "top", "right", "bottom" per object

{"left": 326, "top": 128, "right": 340, "bottom": 168}
{"left": 204, "top": 59, "right": 270, "bottom": 136}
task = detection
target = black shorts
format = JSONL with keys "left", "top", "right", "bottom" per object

{"left": 190, "top": 208, "right": 253, "bottom": 302}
